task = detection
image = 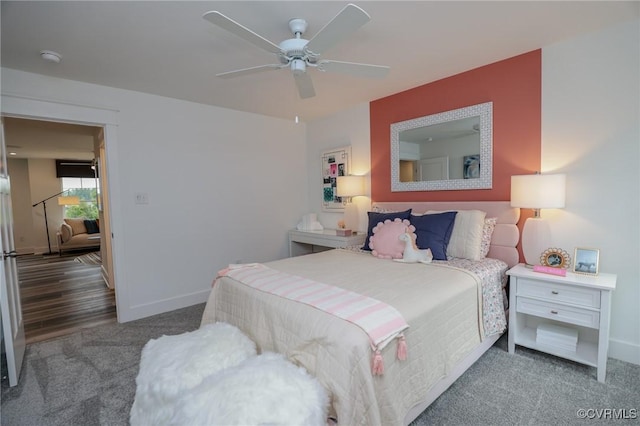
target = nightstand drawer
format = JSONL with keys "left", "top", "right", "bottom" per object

{"left": 517, "top": 279, "right": 601, "bottom": 308}
{"left": 517, "top": 297, "right": 600, "bottom": 328}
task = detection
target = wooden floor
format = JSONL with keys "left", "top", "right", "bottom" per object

{"left": 17, "top": 251, "right": 117, "bottom": 344}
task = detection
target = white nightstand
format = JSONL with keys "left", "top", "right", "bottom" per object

{"left": 507, "top": 264, "right": 616, "bottom": 382}
{"left": 288, "top": 229, "right": 366, "bottom": 257}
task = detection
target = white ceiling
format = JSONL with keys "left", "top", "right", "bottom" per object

{"left": 1, "top": 1, "right": 638, "bottom": 124}
{"left": 4, "top": 117, "right": 97, "bottom": 160}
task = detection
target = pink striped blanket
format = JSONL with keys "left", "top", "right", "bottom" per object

{"left": 216, "top": 263, "right": 409, "bottom": 375}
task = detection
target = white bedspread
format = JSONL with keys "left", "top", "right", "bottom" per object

{"left": 201, "top": 249, "right": 498, "bottom": 425}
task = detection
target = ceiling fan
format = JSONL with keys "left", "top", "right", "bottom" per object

{"left": 203, "top": 3, "right": 390, "bottom": 99}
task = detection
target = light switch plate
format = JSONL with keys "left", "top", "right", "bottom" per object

{"left": 135, "top": 193, "right": 149, "bottom": 204}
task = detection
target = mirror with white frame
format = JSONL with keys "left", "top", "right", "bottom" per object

{"left": 391, "top": 102, "right": 493, "bottom": 191}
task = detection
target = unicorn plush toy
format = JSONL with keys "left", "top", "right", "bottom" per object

{"left": 394, "top": 233, "right": 433, "bottom": 264}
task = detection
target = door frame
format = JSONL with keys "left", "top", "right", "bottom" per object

{"left": 1, "top": 93, "right": 127, "bottom": 322}
{"left": 1, "top": 118, "right": 26, "bottom": 386}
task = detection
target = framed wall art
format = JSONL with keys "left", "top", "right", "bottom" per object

{"left": 321, "top": 146, "right": 351, "bottom": 212}
{"left": 573, "top": 247, "right": 600, "bottom": 275}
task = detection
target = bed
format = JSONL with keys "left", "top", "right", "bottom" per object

{"left": 201, "top": 201, "right": 520, "bottom": 425}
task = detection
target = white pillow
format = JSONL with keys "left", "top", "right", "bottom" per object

{"left": 427, "top": 209, "right": 487, "bottom": 261}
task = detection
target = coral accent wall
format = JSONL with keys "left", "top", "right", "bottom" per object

{"left": 370, "top": 50, "right": 541, "bottom": 202}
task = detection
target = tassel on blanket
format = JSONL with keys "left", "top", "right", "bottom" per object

{"left": 371, "top": 335, "right": 407, "bottom": 374}
{"left": 396, "top": 335, "right": 407, "bottom": 361}
{"left": 372, "top": 350, "right": 384, "bottom": 375}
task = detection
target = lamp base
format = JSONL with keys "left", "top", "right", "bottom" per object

{"left": 522, "top": 217, "right": 552, "bottom": 267}
{"left": 343, "top": 202, "right": 359, "bottom": 233}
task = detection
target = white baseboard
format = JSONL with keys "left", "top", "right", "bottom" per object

{"left": 609, "top": 337, "right": 640, "bottom": 365}
{"left": 26, "top": 245, "right": 55, "bottom": 255}
{"left": 118, "top": 289, "right": 210, "bottom": 323}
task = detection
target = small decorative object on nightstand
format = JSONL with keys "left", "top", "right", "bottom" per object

{"left": 336, "top": 228, "right": 352, "bottom": 236}
{"left": 507, "top": 263, "right": 616, "bottom": 382}
{"left": 540, "top": 247, "right": 571, "bottom": 269}
{"left": 288, "top": 229, "right": 365, "bottom": 257}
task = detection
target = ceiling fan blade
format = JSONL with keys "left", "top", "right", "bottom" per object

{"left": 203, "top": 11, "right": 282, "bottom": 54}
{"left": 293, "top": 71, "right": 316, "bottom": 99}
{"left": 305, "top": 4, "right": 370, "bottom": 55}
{"left": 317, "top": 60, "right": 390, "bottom": 78}
{"left": 216, "top": 64, "right": 284, "bottom": 79}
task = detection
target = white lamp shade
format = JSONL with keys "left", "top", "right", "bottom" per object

{"left": 510, "top": 174, "right": 566, "bottom": 209}
{"left": 336, "top": 175, "right": 365, "bottom": 197}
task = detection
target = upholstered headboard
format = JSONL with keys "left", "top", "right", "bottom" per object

{"left": 371, "top": 201, "right": 521, "bottom": 267}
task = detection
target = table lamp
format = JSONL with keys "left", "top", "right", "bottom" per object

{"left": 336, "top": 175, "right": 365, "bottom": 232}
{"left": 510, "top": 173, "right": 566, "bottom": 266}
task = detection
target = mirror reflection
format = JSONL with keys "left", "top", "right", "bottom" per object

{"left": 391, "top": 102, "right": 492, "bottom": 192}
{"left": 398, "top": 116, "right": 480, "bottom": 182}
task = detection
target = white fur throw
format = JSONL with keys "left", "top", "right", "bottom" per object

{"left": 130, "top": 322, "right": 257, "bottom": 425}
{"left": 171, "top": 352, "right": 329, "bottom": 426}
{"left": 130, "top": 322, "right": 329, "bottom": 426}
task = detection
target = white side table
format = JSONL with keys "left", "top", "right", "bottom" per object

{"left": 507, "top": 263, "right": 616, "bottom": 382}
{"left": 288, "top": 229, "right": 365, "bottom": 257}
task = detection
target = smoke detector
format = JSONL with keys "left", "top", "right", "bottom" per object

{"left": 40, "top": 50, "right": 61, "bottom": 63}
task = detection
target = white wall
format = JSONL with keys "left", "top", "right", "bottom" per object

{"left": 27, "top": 159, "right": 62, "bottom": 254}
{"left": 542, "top": 19, "right": 640, "bottom": 364}
{"left": 2, "top": 68, "right": 308, "bottom": 322}
{"left": 305, "top": 103, "right": 371, "bottom": 234}
{"left": 6, "top": 158, "right": 32, "bottom": 254}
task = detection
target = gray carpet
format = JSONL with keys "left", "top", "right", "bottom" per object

{"left": 2, "top": 303, "right": 638, "bottom": 425}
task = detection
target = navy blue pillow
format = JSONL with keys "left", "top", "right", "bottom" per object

{"left": 409, "top": 212, "right": 457, "bottom": 260}
{"left": 84, "top": 219, "right": 99, "bottom": 234}
{"left": 362, "top": 209, "right": 412, "bottom": 251}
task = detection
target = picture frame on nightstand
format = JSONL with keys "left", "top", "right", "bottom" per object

{"left": 573, "top": 247, "right": 600, "bottom": 275}
{"left": 540, "top": 247, "right": 571, "bottom": 269}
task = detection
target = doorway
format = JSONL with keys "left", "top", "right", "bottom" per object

{"left": 4, "top": 117, "right": 117, "bottom": 343}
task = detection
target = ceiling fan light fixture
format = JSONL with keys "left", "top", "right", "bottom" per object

{"left": 291, "top": 59, "right": 306, "bottom": 75}
{"left": 203, "top": 3, "right": 388, "bottom": 99}
{"left": 40, "top": 50, "right": 61, "bottom": 63}
{"left": 279, "top": 38, "right": 307, "bottom": 58}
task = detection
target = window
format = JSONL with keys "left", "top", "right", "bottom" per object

{"left": 61, "top": 177, "right": 99, "bottom": 219}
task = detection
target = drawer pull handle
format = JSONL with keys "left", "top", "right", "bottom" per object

{"left": 550, "top": 310, "right": 558, "bottom": 314}
{"left": 551, "top": 291, "right": 559, "bottom": 295}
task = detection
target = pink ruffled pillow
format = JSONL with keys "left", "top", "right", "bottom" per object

{"left": 369, "top": 218, "right": 416, "bottom": 259}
